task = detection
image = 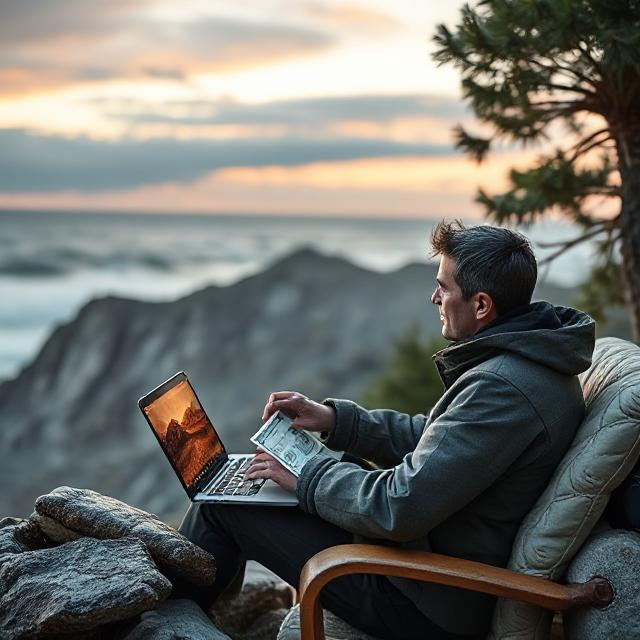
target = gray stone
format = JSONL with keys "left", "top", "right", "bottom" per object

{"left": 13, "top": 515, "right": 52, "bottom": 549}
{"left": 0, "top": 536, "right": 171, "bottom": 639}
{"left": 277, "top": 604, "right": 381, "bottom": 640}
{"left": 0, "top": 518, "right": 28, "bottom": 555}
{"left": 211, "top": 571, "right": 295, "bottom": 640}
{"left": 240, "top": 608, "right": 291, "bottom": 640}
{"left": 35, "top": 486, "right": 216, "bottom": 586}
{"left": 28, "top": 511, "right": 82, "bottom": 543}
{"left": 564, "top": 529, "right": 640, "bottom": 640}
{"left": 122, "top": 599, "right": 231, "bottom": 640}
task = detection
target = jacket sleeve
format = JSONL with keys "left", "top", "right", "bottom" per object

{"left": 298, "top": 371, "right": 545, "bottom": 542}
{"left": 321, "top": 398, "right": 429, "bottom": 468}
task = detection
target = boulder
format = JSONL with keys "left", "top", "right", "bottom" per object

{"left": 238, "top": 609, "right": 291, "bottom": 640}
{"left": 123, "top": 599, "right": 231, "bottom": 640}
{"left": 0, "top": 536, "right": 171, "bottom": 639}
{"left": 0, "top": 518, "right": 28, "bottom": 556}
{"left": 28, "top": 511, "right": 82, "bottom": 543}
{"left": 13, "top": 516, "right": 51, "bottom": 550}
{"left": 564, "top": 529, "right": 640, "bottom": 640}
{"left": 211, "top": 562, "right": 295, "bottom": 640}
{"left": 35, "top": 486, "right": 216, "bottom": 586}
{"left": 277, "top": 604, "right": 381, "bottom": 640}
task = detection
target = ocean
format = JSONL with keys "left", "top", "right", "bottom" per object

{"left": 0, "top": 210, "right": 591, "bottom": 381}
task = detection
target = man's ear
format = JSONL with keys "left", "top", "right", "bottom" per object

{"left": 475, "top": 292, "right": 497, "bottom": 322}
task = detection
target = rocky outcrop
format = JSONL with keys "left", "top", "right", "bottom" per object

{"left": 34, "top": 486, "right": 216, "bottom": 586}
{"left": 0, "top": 488, "right": 293, "bottom": 640}
{"left": 0, "top": 536, "right": 171, "bottom": 639}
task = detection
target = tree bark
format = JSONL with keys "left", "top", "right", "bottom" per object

{"left": 614, "top": 125, "right": 640, "bottom": 342}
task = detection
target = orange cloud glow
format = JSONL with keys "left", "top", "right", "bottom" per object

{"left": 0, "top": 151, "right": 542, "bottom": 218}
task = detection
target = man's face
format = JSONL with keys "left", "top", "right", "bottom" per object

{"left": 431, "top": 255, "right": 483, "bottom": 341}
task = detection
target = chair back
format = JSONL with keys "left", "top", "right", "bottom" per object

{"left": 489, "top": 337, "right": 640, "bottom": 640}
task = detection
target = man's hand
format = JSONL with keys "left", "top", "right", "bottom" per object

{"left": 244, "top": 451, "right": 297, "bottom": 493}
{"left": 261, "top": 391, "right": 336, "bottom": 433}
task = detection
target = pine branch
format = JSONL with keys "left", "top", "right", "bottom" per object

{"left": 537, "top": 218, "right": 618, "bottom": 248}
{"left": 538, "top": 226, "right": 610, "bottom": 264}
{"left": 539, "top": 81, "right": 597, "bottom": 96}
{"left": 567, "top": 127, "right": 612, "bottom": 162}
{"left": 452, "top": 125, "right": 492, "bottom": 163}
{"left": 583, "top": 185, "right": 621, "bottom": 197}
{"left": 533, "top": 55, "right": 600, "bottom": 89}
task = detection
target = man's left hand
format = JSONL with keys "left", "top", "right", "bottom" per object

{"left": 244, "top": 451, "right": 297, "bottom": 493}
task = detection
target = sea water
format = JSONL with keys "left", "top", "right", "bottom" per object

{"left": 0, "top": 210, "right": 592, "bottom": 380}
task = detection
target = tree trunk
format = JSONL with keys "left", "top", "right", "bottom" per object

{"left": 615, "top": 127, "right": 640, "bottom": 342}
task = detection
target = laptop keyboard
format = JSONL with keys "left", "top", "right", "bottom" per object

{"left": 208, "top": 456, "right": 266, "bottom": 496}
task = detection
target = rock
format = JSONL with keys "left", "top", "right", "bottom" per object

{"left": 13, "top": 515, "right": 51, "bottom": 549}
{"left": 0, "top": 517, "right": 22, "bottom": 529}
{"left": 210, "top": 564, "right": 295, "bottom": 640}
{"left": 35, "top": 486, "right": 216, "bottom": 586}
{"left": 0, "top": 518, "right": 28, "bottom": 555}
{"left": 0, "top": 536, "right": 171, "bottom": 639}
{"left": 240, "top": 609, "right": 291, "bottom": 640}
{"left": 564, "top": 529, "right": 640, "bottom": 640}
{"left": 277, "top": 604, "right": 381, "bottom": 640}
{"left": 122, "top": 599, "right": 231, "bottom": 640}
{"left": 28, "top": 511, "right": 82, "bottom": 543}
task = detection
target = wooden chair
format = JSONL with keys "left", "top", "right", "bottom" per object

{"left": 287, "top": 337, "right": 640, "bottom": 640}
{"left": 298, "top": 544, "right": 612, "bottom": 640}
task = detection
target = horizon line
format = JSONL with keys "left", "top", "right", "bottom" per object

{"left": 0, "top": 206, "right": 466, "bottom": 225}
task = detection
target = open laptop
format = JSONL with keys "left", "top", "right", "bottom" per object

{"left": 138, "top": 371, "right": 298, "bottom": 506}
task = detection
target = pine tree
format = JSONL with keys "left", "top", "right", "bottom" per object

{"left": 433, "top": 1, "right": 640, "bottom": 339}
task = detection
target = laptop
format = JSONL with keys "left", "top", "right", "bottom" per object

{"left": 138, "top": 371, "right": 298, "bottom": 506}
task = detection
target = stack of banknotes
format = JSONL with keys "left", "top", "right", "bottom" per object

{"left": 251, "top": 410, "right": 340, "bottom": 476}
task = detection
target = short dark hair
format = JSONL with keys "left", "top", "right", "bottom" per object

{"left": 430, "top": 220, "right": 537, "bottom": 315}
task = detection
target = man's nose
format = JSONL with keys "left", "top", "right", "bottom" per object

{"left": 431, "top": 286, "right": 441, "bottom": 305}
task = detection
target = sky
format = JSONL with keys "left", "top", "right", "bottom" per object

{"left": 0, "top": 0, "right": 540, "bottom": 218}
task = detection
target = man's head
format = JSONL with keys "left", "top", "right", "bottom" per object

{"left": 430, "top": 221, "right": 537, "bottom": 341}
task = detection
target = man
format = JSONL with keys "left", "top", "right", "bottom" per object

{"left": 179, "top": 221, "right": 595, "bottom": 639}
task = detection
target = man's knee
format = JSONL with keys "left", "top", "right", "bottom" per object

{"left": 178, "top": 501, "right": 205, "bottom": 540}
{"left": 178, "top": 502, "right": 253, "bottom": 549}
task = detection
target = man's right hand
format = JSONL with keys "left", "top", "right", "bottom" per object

{"left": 261, "top": 391, "right": 336, "bottom": 434}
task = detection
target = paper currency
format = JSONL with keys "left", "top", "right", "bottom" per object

{"left": 250, "top": 411, "right": 324, "bottom": 476}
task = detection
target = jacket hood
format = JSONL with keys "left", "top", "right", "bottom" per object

{"left": 433, "top": 302, "right": 595, "bottom": 389}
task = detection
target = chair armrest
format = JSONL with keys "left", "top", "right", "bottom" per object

{"left": 298, "top": 544, "right": 612, "bottom": 640}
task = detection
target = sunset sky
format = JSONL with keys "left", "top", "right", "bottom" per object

{"left": 0, "top": 0, "right": 541, "bottom": 218}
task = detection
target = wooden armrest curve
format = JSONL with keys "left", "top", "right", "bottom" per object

{"left": 298, "top": 544, "right": 612, "bottom": 640}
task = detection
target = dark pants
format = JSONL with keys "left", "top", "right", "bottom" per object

{"left": 178, "top": 502, "right": 475, "bottom": 640}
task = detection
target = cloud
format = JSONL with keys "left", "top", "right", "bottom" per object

{"left": 0, "top": 0, "right": 152, "bottom": 45}
{"left": 99, "top": 93, "right": 468, "bottom": 127}
{"left": 0, "top": 128, "right": 453, "bottom": 192}
{"left": 0, "top": 1, "right": 335, "bottom": 95}
{"left": 301, "top": 3, "right": 401, "bottom": 33}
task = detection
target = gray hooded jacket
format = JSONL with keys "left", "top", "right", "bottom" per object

{"left": 296, "top": 302, "right": 595, "bottom": 635}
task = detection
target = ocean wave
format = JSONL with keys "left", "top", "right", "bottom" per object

{"left": 0, "top": 257, "right": 70, "bottom": 277}
{"left": 0, "top": 247, "right": 188, "bottom": 277}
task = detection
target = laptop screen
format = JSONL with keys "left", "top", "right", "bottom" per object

{"left": 142, "top": 378, "right": 225, "bottom": 493}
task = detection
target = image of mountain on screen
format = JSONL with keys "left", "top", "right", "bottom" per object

{"left": 161, "top": 402, "right": 223, "bottom": 487}
{"left": 181, "top": 404, "right": 207, "bottom": 433}
{"left": 164, "top": 419, "right": 189, "bottom": 459}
